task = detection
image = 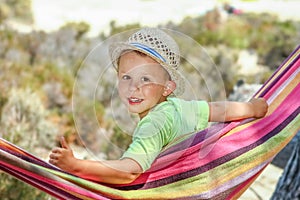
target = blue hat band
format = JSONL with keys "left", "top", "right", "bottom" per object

{"left": 130, "top": 42, "right": 166, "bottom": 63}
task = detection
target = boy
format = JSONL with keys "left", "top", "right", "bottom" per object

{"left": 49, "top": 28, "right": 268, "bottom": 184}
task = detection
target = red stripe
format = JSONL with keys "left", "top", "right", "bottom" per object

{"left": 0, "top": 159, "right": 108, "bottom": 199}
{"left": 123, "top": 82, "right": 300, "bottom": 187}
{"left": 263, "top": 58, "right": 300, "bottom": 99}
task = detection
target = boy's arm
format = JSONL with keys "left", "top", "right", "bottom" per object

{"left": 208, "top": 98, "right": 268, "bottom": 122}
{"left": 69, "top": 158, "right": 141, "bottom": 184}
{"left": 49, "top": 137, "right": 142, "bottom": 184}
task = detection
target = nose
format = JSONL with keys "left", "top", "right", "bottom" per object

{"left": 128, "top": 79, "right": 140, "bottom": 92}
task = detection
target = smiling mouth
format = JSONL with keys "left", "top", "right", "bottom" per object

{"left": 128, "top": 97, "right": 143, "bottom": 104}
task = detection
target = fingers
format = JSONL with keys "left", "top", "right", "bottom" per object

{"left": 49, "top": 158, "right": 56, "bottom": 165}
{"left": 49, "top": 152, "right": 59, "bottom": 159}
{"left": 250, "top": 98, "right": 269, "bottom": 118}
{"left": 51, "top": 147, "right": 60, "bottom": 153}
{"left": 49, "top": 147, "right": 63, "bottom": 164}
{"left": 49, "top": 137, "right": 73, "bottom": 168}
{"left": 49, "top": 152, "right": 58, "bottom": 165}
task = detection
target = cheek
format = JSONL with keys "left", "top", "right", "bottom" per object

{"left": 118, "top": 82, "right": 127, "bottom": 96}
{"left": 142, "top": 85, "right": 164, "bottom": 97}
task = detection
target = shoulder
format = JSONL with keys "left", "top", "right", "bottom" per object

{"left": 134, "top": 99, "right": 177, "bottom": 137}
{"left": 140, "top": 101, "right": 174, "bottom": 127}
{"left": 166, "top": 97, "right": 209, "bottom": 112}
{"left": 149, "top": 98, "right": 178, "bottom": 118}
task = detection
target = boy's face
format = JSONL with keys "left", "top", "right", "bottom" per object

{"left": 117, "top": 51, "right": 174, "bottom": 119}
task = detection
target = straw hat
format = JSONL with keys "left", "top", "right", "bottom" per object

{"left": 109, "top": 27, "right": 185, "bottom": 96}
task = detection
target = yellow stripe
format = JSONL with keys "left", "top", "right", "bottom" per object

{"left": 129, "top": 115, "right": 300, "bottom": 199}
{"left": 255, "top": 48, "right": 300, "bottom": 98}
{"left": 226, "top": 71, "right": 299, "bottom": 136}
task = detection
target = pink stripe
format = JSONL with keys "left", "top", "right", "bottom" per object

{"left": 0, "top": 160, "right": 67, "bottom": 199}
{"left": 226, "top": 163, "right": 269, "bottom": 199}
{"left": 129, "top": 83, "right": 300, "bottom": 184}
{"left": 0, "top": 47, "right": 298, "bottom": 198}
{"left": 0, "top": 138, "right": 50, "bottom": 164}
{"left": 1, "top": 165, "right": 64, "bottom": 199}
{"left": 195, "top": 160, "right": 270, "bottom": 199}
{"left": 173, "top": 79, "right": 299, "bottom": 162}
{"left": 263, "top": 58, "right": 300, "bottom": 99}
{"left": 0, "top": 160, "right": 109, "bottom": 200}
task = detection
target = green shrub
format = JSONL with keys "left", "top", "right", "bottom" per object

{"left": 0, "top": 88, "right": 57, "bottom": 199}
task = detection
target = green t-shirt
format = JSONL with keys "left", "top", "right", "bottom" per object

{"left": 121, "top": 97, "right": 209, "bottom": 171}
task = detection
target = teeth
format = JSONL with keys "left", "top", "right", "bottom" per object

{"left": 129, "top": 97, "right": 141, "bottom": 102}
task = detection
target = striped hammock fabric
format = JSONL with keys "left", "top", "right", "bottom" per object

{"left": 0, "top": 45, "right": 299, "bottom": 200}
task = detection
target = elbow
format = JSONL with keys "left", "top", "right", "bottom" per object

{"left": 97, "top": 171, "right": 141, "bottom": 184}
{"left": 208, "top": 102, "right": 227, "bottom": 122}
{"left": 122, "top": 172, "right": 141, "bottom": 184}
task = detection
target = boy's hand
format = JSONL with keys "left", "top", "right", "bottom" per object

{"left": 49, "top": 137, "right": 78, "bottom": 172}
{"left": 249, "top": 98, "right": 268, "bottom": 118}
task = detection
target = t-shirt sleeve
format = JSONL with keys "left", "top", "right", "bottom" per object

{"left": 195, "top": 100, "right": 210, "bottom": 130}
{"left": 121, "top": 114, "right": 170, "bottom": 172}
{"left": 167, "top": 98, "right": 209, "bottom": 132}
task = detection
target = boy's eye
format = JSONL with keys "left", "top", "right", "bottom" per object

{"left": 122, "top": 75, "right": 130, "bottom": 80}
{"left": 141, "top": 77, "right": 150, "bottom": 82}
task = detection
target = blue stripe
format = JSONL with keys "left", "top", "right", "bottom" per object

{"left": 130, "top": 42, "right": 166, "bottom": 63}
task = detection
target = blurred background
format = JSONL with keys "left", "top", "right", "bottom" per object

{"left": 0, "top": 0, "right": 299, "bottom": 199}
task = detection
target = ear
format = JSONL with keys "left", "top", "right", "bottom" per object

{"left": 163, "top": 81, "right": 176, "bottom": 96}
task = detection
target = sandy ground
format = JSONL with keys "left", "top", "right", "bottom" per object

{"left": 240, "top": 164, "right": 283, "bottom": 200}
{"left": 240, "top": 132, "right": 299, "bottom": 200}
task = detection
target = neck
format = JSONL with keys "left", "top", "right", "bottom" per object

{"left": 138, "top": 96, "right": 168, "bottom": 119}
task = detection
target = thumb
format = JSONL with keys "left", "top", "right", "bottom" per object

{"left": 60, "top": 136, "right": 71, "bottom": 149}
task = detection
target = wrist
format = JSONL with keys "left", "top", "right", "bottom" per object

{"left": 68, "top": 158, "right": 82, "bottom": 174}
{"left": 248, "top": 101, "right": 256, "bottom": 117}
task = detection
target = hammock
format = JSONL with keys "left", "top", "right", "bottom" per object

{"left": 0, "top": 45, "right": 299, "bottom": 200}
